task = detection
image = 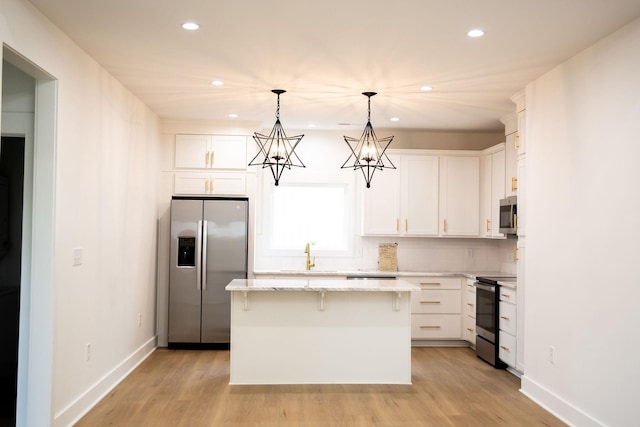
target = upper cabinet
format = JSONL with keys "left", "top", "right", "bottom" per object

{"left": 362, "top": 154, "right": 439, "bottom": 236}
{"left": 175, "top": 134, "right": 247, "bottom": 170}
{"left": 501, "top": 113, "right": 518, "bottom": 198}
{"left": 480, "top": 144, "right": 506, "bottom": 238}
{"left": 439, "top": 155, "right": 480, "bottom": 237}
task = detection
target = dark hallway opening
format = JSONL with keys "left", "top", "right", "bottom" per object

{"left": 0, "top": 136, "right": 25, "bottom": 427}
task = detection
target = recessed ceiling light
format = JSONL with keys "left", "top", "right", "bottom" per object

{"left": 390, "top": 117, "right": 400, "bottom": 122}
{"left": 467, "top": 29, "right": 485, "bottom": 38}
{"left": 229, "top": 113, "right": 238, "bottom": 118}
{"left": 308, "top": 124, "right": 316, "bottom": 128}
{"left": 211, "top": 80, "right": 224, "bottom": 86}
{"left": 420, "top": 85, "right": 433, "bottom": 92}
{"left": 182, "top": 22, "right": 199, "bottom": 30}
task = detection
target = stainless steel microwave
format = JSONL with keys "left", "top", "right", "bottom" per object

{"left": 499, "top": 196, "right": 517, "bottom": 235}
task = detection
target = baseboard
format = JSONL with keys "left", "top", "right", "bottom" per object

{"left": 520, "top": 375, "right": 604, "bottom": 427}
{"left": 54, "top": 336, "right": 157, "bottom": 427}
{"left": 411, "top": 340, "right": 470, "bottom": 348}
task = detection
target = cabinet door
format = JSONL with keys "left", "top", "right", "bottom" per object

{"left": 491, "top": 150, "right": 506, "bottom": 237}
{"left": 175, "top": 134, "right": 210, "bottom": 168}
{"left": 361, "top": 155, "right": 401, "bottom": 235}
{"left": 174, "top": 173, "right": 246, "bottom": 195}
{"left": 517, "top": 111, "right": 526, "bottom": 157}
{"left": 516, "top": 157, "right": 526, "bottom": 237}
{"left": 209, "top": 135, "right": 247, "bottom": 169}
{"left": 480, "top": 154, "right": 492, "bottom": 237}
{"left": 439, "top": 156, "right": 479, "bottom": 236}
{"left": 402, "top": 156, "right": 439, "bottom": 236}
{"left": 505, "top": 133, "right": 518, "bottom": 197}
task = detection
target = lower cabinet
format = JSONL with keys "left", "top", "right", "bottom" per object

{"left": 463, "top": 278, "right": 476, "bottom": 346}
{"left": 409, "top": 277, "right": 462, "bottom": 340}
{"left": 498, "top": 286, "right": 517, "bottom": 368}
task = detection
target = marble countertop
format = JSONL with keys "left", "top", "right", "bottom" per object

{"left": 226, "top": 278, "right": 421, "bottom": 292}
{"left": 252, "top": 269, "right": 514, "bottom": 282}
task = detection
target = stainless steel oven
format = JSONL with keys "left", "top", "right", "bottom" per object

{"left": 475, "top": 275, "right": 515, "bottom": 368}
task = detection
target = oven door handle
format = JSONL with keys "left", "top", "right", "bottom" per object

{"left": 475, "top": 282, "right": 496, "bottom": 293}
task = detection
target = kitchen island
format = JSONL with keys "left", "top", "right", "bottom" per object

{"left": 225, "top": 278, "right": 419, "bottom": 385}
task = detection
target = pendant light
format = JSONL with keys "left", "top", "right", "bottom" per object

{"left": 341, "top": 92, "right": 395, "bottom": 188}
{"left": 248, "top": 89, "right": 305, "bottom": 186}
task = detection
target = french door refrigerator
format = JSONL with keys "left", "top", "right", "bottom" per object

{"left": 169, "top": 196, "right": 248, "bottom": 346}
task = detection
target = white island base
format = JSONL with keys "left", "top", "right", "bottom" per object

{"left": 226, "top": 279, "right": 418, "bottom": 385}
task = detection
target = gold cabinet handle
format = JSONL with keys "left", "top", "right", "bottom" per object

{"left": 467, "top": 303, "right": 474, "bottom": 307}
{"left": 443, "top": 219, "right": 448, "bottom": 233}
{"left": 514, "top": 214, "right": 518, "bottom": 231}
{"left": 486, "top": 219, "right": 491, "bottom": 232}
{"left": 513, "top": 246, "right": 518, "bottom": 262}
{"left": 466, "top": 328, "right": 474, "bottom": 332}
{"left": 396, "top": 218, "right": 399, "bottom": 232}
{"left": 501, "top": 315, "right": 510, "bottom": 320}
{"left": 501, "top": 293, "right": 511, "bottom": 299}
{"left": 210, "top": 150, "right": 214, "bottom": 166}
{"left": 405, "top": 218, "right": 408, "bottom": 232}
{"left": 511, "top": 177, "right": 518, "bottom": 192}
{"left": 500, "top": 345, "right": 510, "bottom": 351}
{"left": 420, "top": 282, "right": 440, "bottom": 286}
{"left": 420, "top": 301, "right": 441, "bottom": 304}
{"left": 420, "top": 325, "right": 441, "bottom": 330}
{"left": 514, "top": 132, "right": 520, "bottom": 150}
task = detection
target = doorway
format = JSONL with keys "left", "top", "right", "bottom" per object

{"left": 0, "top": 136, "right": 24, "bottom": 426}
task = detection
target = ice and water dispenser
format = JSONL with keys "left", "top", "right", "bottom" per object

{"left": 177, "top": 237, "right": 196, "bottom": 267}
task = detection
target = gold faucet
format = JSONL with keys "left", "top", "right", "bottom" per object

{"left": 304, "top": 242, "right": 315, "bottom": 271}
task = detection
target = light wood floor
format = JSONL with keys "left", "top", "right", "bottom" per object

{"left": 76, "top": 347, "right": 565, "bottom": 426}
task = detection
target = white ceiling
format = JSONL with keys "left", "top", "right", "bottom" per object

{"left": 26, "top": 0, "right": 640, "bottom": 131}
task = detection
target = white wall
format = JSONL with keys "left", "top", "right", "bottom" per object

{"left": 522, "top": 17, "right": 640, "bottom": 426}
{"left": 1, "top": 0, "right": 160, "bottom": 425}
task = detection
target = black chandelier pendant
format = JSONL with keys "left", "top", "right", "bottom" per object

{"left": 341, "top": 92, "right": 395, "bottom": 188}
{"left": 248, "top": 89, "right": 305, "bottom": 186}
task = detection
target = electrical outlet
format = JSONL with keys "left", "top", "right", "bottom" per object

{"left": 467, "top": 248, "right": 473, "bottom": 258}
{"left": 86, "top": 343, "right": 91, "bottom": 362}
{"left": 137, "top": 313, "right": 142, "bottom": 328}
{"left": 548, "top": 346, "right": 555, "bottom": 364}
{"left": 73, "top": 247, "right": 83, "bottom": 266}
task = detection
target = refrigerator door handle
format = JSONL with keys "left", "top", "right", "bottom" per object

{"left": 202, "top": 220, "right": 208, "bottom": 291}
{"left": 196, "top": 220, "right": 203, "bottom": 290}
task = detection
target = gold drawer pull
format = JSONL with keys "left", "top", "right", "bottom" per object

{"left": 501, "top": 316, "right": 510, "bottom": 321}
{"left": 500, "top": 345, "right": 510, "bottom": 351}
{"left": 501, "top": 293, "right": 511, "bottom": 298}
{"left": 420, "top": 282, "right": 440, "bottom": 286}
{"left": 466, "top": 328, "right": 474, "bottom": 332}
{"left": 420, "top": 325, "right": 441, "bottom": 330}
{"left": 511, "top": 177, "right": 518, "bottom": 191}
{"left": 420, "top": 301, "right": 441, "bottom": 304}
{"left": 467, "top": 303, "right": 474, "bottom": 307}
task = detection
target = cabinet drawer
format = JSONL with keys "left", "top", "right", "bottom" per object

{"left": 499, "top": 301, "right": 516, "bottom": 335}
{"left": 405, "top": 277, "right": 461, "bottom": 290}
{"left": 411, "top": 290, "right": 461, "bottom": 314}
{"left": 499, "top": 286, "right": 516, "bottom": 302}
{"left": 412, "top": 314, "right": 461, "bottom": 339}
{"left": 464, "top": 298, "right": 476, "bottom": 318}
{"left": 463, "top": 315, "right": 476, "bottom": 344}
{"left": 499, "top": 330, "right": 516, "bottom": 367}
{"left": 174, "top": 172, "right": 246, "bottom": 195}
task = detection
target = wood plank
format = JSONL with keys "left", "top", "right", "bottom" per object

{"left": 75, "top": 347, "right": 566, "bottom": 426}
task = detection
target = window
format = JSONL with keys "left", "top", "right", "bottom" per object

{"left": 271, "top": 184, "right": 348, "bottom": 251}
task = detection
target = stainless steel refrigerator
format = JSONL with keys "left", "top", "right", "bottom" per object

{"left": 168, "top": 196, "right": 248, "bottom": 346}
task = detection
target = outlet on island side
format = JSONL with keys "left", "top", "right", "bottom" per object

{"left": 86, "top": 343, "right": 91, "bottom": 362}
{"left": 137, "top": 313, "right": 142, "bottom": 328}
{"left": 548, "top": 346, "right": 555, "bottom": 364}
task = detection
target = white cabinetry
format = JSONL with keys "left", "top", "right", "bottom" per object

{"left": 409, "top": 277, "right": 462, "bottom": 340}
{"left": 480, "top": 144, "right": 505, "bottom": 238}
{"left": 439, "top": 156, "right": 480, "bottom": 236}
{"left": 173, "top": 134, "right": 248, "bottom": 195}
{"left": 175, "top": 134, "right": 247, "bottom": 170}
{"left": 515, "top": 240, "right": 525, "bottom": 372}
{"left": 498, "top": 286, "right": 517, "bottom": 368}
{"left": 463, "top": 278, "right": 476, "bottom": 346}
{"left": 501, "top": 113, "right": 518, "bottom": 198}
{"left": 174, "top": 172, "right": 246, "bottom": 195}
{"left": 362, "top": 154, "right": 439, "bottom": 236}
